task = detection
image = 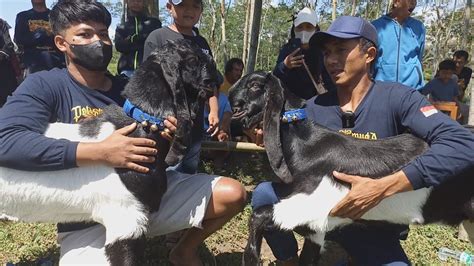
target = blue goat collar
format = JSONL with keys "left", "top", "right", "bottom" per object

{"left": 123, "top": 99, "right": 165, "bottom": 130}
{"left": 281, "top": 109, "right": 307, "bottom": 123}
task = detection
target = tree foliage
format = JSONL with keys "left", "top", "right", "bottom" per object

{"left": 193, "top": 0, "right": 472, "bottom": 76}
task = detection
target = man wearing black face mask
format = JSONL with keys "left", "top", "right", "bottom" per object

{"left": 0, "top": 0, "right": 165, "bottom": 261}
{"left": 0, "top": 1, "right": 246, "bottom": 263}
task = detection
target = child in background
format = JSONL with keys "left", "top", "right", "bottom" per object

{"left": 420, "top": 59, "right": 459, "bottom": 102}
{"left": 143, "top": 0, "right": 220, "bottom": 174}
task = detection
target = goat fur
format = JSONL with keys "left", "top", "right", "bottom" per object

{"left": 0, "top": 39, "right": 218, "bottom": 265}
{"left": 228, "top": 71, "right": 474, "bottom": 265}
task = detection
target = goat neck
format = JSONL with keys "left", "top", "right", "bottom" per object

{"left": 261, "top": 74, "right": 304, "bottom": 184}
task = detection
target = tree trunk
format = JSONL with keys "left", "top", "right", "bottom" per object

{"left": 332, "top": 0, "right": 337, "bottom": 21}
{"left": 466, "top": 0, "right": 473, "bottom": 125}
{"left": 242, "top": 0, "right": 251, "bottom": 67}
{"left": 207, "top": 0, "right": 218, "bottom": 53}
{"left": 463, "top": 0, "right": 472, "bottom": 49}
{"left": 220, "top": 0, "right": 228, "bottom": 63}
{"left": 246, "top": 0, "right": 262, "bottom": 74}
{"left": 351, "top": 0, "right": 357, "bottom": 16}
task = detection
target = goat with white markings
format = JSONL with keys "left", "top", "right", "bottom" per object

{"left": 228, "top": 71, "right": 474, "bottom": 265}
{"left": 0, "top": 39, "right": 218, "bottom": 265}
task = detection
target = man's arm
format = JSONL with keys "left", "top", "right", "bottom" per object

{"left": 207, "top": 94, "right": 219, "bottom": 137}
{"left": 330, "top": 170, "right": 413, "bottom": 219}
{"left": 330, "top": 88, "right": 474, "bottom": 219}
{"left": 0, "top": 75, "right": 79, "bottom": 170}
{"left": 0, "top": 74, "right": 167, "bottom": 173}
{"left": 397, "top": 89, "right": 474, "bottom": 189}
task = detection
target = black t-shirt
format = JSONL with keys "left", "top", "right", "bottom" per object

{"left": 14, "top": 9, "right": 64, "bottom": 71}
{"left": 143, "top": 26, "right": 213, "bottom": 61}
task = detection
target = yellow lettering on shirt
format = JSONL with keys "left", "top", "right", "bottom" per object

{"left": 71, "top": 106, "right": 103, "bottom": 123}
{"left": 28, "top": 19, "right": 52, "bottom": 35}
{"left": 338, "top": 129, "right": 378, "bottom": 140}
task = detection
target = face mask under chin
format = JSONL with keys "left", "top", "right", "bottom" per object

{"left": 295, "top": 30, "right": 316, "bottom": 45}
{"left": 68, "top": 40, "right": 113, "bottom": 71}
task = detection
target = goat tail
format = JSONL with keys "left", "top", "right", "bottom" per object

{"left": 243, "top": 205, "right": 275, "bottom": 266}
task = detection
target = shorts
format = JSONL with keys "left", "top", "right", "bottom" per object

{"left": 58, "top": 169, "right": 221, "bottom": 265}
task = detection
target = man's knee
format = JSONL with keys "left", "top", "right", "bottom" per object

{"left": 251, "top": 181, "right": 279, "bottom": 209}
{"left": 214, "top": 177, "right": 247, "bottom": 212}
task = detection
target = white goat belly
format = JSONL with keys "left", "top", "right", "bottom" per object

{"left": 272, "top": 175, "right": 432, "bottom": 233}
{"left": 272, "top": 175, "right": 350, "bottom": 232}
{"left": 0, "top": 122, "right": 138, "bottom": 224}
{"left": 362, "top": 187, "right": 431, "bottom": 224}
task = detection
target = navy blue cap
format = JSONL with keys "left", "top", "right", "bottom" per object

{"left": 311, "top": 16, "right": 378, "bottom": 47}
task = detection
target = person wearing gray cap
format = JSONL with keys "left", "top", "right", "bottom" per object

{"left": 251, "top": 15, "right": 474, "bottom": 265}
{"left": 273, "top": 7, "right": 334, "bottom": 100}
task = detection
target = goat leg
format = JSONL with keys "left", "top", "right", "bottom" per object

{"left": 299, "top": 238, "right": 321, "bottom": 266}
{"left": 243, "top": 205, "right": 275, "bottom": 266}
{"left": 105, "top": 235, "right": 146, "bottom": 266}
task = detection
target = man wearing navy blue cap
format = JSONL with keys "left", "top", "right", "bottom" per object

{"left": 251, "top": 16, "right": 474, "bottom": 265}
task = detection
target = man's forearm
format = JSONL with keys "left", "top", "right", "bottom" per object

{"left": 381, "top": 170, "right": 414, "bottom": 198}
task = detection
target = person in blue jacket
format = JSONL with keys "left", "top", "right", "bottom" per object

{"left": 14, "top": 0, "right": 65, "bottom": 74}
{"left": 0, "top": 0, "right": 245, "bottom": 264}
{"left": 273, "top": 7, "right": 333, "bottom": 100}
{"left": 250, "top": 16, "right": 474, "bottom": 266}
{"left": 372, "top": 0, "right": 425, "bottom": 90}
{"left": 114, "top": 0, "right": 161, "bottom": 77}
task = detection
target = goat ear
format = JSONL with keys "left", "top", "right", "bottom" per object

{"left": 160, "top": 63, "right": 193, "bottom": 166}
{"left": 262, "top": 73, "right": 294, "bottom": 184}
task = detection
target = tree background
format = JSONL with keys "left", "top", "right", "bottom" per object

{"left": 110, "top": 0, "right": 472, "bottom": 80}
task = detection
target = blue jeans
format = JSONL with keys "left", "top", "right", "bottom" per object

{"left": 167, "top": 141, "right": 201, "bottom": 174}
{"left": 251, "top": 182, "right": 410, "bottom": 265}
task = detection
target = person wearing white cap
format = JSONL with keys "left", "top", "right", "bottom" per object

{"left": 273, "top": 7, "right": 334, "bottom": 100}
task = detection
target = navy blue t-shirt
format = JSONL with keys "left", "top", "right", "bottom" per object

{"left": 0, "top": 68, "right": 126, "bottom": 171}
{"left": 420, "top": 78, "right": 459, "bottom": 102}
{"left": 305, "top": 81, "right": 474, "bottom": 189}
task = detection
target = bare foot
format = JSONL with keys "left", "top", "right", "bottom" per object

{"left": 169, "top": 246, "right": 203, "bottom": 266}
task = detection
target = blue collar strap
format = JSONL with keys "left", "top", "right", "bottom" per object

{"left": 281, "top": 109, "right": 307, "bottom": 123}
{"left": 123, "top": 99, "right": 165, "bottom": 130}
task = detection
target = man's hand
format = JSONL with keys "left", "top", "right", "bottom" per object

{"left": 329, "top": 171, "right": 413, "bottom": 220}
{"left": 243, "top": 125, "right": 264, "bottom": 147}
{"left": 207, "top": 111, "right": 219, "bottom": 137}
{"left": 77, "top": 123, "right": 157, "bottom": 173}
{"left": 160, "top": 116, "right": 177, "bottom": 141}
{"left": 216, "top": 129, "right": 229, "bottom": 142}
{"left": 283, "top": 48, "right": 304, "bottom": 69}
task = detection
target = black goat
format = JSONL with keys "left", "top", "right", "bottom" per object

{"left": 0, "top": 39, "right": 218, "bottom": 265}
{"left": 228, "top": 71, "right": 473, "bottom": 265}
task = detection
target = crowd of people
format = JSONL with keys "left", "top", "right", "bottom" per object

{"left": 0, "top": 0, "right": 472, "bottom": 265}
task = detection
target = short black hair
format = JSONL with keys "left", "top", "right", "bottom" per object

{"left": 438, "top": 59, "right": 456, "bottom": 71}
{"left": 453, "top": 50, "right": 469, "bottom": 61}
{"left": 50, "top": 0, "right": 111, "bottom": 35}
{"left": 224, "top": 58, "right": 244, "bottom": 74}
{"left": 359, "top": 37, "right": 376, "bottom": 53}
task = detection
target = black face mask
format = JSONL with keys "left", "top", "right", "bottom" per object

{"left": 68, "top": 40, "right": 112, "bottom": 71}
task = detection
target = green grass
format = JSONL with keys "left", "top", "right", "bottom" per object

{"left": 1, "top": 153, "right": 473, "bottom": 265}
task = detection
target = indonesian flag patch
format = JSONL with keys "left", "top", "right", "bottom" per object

{"left": 420, "top": 105, "right": 438, "bottom": 117}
